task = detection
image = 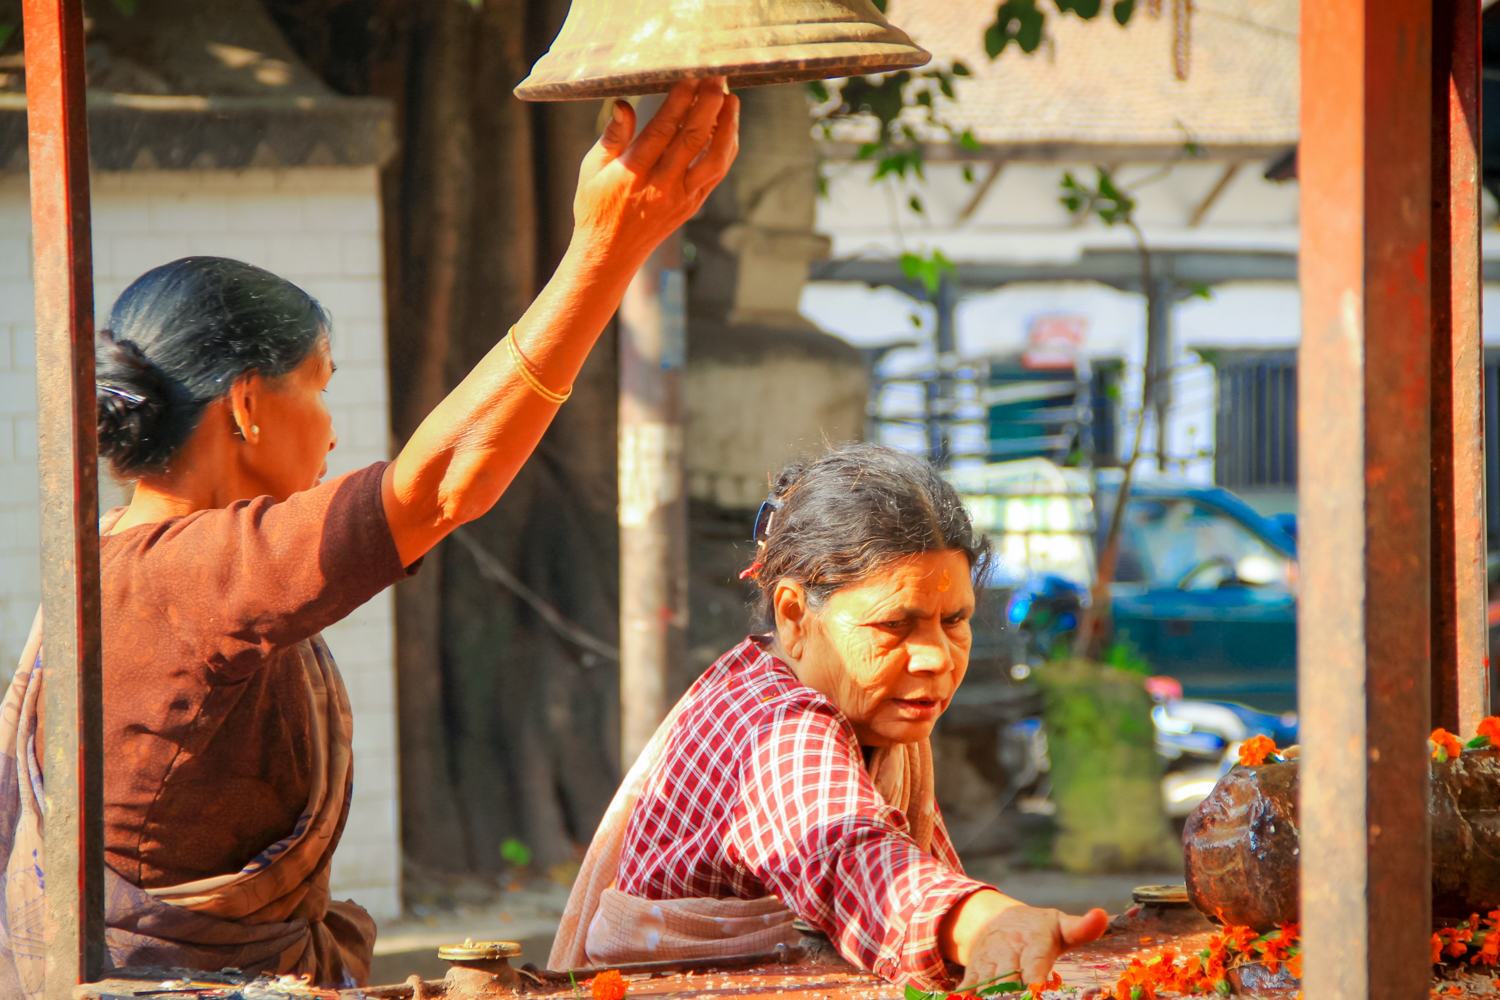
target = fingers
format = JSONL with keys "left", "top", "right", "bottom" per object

{"left": 1059, "top": 908, "right": 1109, "bottom": 948}
{"left": 599, "top": 100, "right": 635, "bottom": 161}
{"left": 684, "top": 93, "right": 740, "bottom": 196}
{"left": 576, "top": 100, "right": 635, "bottom": 189}
{"left": 955, "top": 925, "right": 1022, "bottom": 993}
{"left": 1018, "top": 943, "right": 1055, "bottom": 990}
{"left": 620, "top": 79, "right": 704, "bottom": 172}
{"left": 652, "top": 80, "right": 728, "bottom": 180}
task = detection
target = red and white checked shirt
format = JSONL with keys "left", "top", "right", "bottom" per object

{"left": 616, "top": 637, "right": 987, "bottom": 987}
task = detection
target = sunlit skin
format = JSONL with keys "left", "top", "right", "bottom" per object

{"left": 770, "top": 550, "right": 975, "bottom": 747}
{"left": 770, "top": 549, "right": 1108, "bottom": 986}
{"left": 112, "top": 338, "right": 338, "bottom": 529}
{"left": 110, "top": 78, "right": 739, "bottom": 548}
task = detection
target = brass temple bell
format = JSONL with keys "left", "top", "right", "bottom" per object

{"left": 514, "top": 0, "right": 931, "bottom": 101}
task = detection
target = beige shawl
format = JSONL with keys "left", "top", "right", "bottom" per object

{"left": 549, "top": 683, "right": 936, "bottom": 971}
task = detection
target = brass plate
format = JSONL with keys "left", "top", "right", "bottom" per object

{"left": 1132, "top": 884, "right": 1191, "bottom": 906}
{"left": 438, "top": 940, "right": 523, "bottom": 961}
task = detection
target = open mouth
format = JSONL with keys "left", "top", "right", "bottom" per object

{"left": 891, "top": 697, "right": 943, "bottom": 717}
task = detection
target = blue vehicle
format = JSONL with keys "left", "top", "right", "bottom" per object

{"left": 1098, "top": 478, "right": 1299, "bottom": 713}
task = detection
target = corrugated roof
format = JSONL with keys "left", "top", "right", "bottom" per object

{"left": 831, "top": 0, "right": 1298, "bottom": 149}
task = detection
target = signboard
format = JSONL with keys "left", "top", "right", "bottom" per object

{"left": 1022, "top": 314, "right": 1089, "bottom": 370}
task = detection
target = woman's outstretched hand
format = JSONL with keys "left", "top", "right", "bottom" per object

{"left": 941, "top": 890, "right": 1109, "bottom": 990}
{"left": 571, "top": 78, "right": 740, "bottom": 272}
{"left": 382, "top": 76, "right": 739, "bottom": 567}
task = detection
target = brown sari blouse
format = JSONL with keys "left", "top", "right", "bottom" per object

{"left": 90, "top": 462, "right": 414, "bottom": 888}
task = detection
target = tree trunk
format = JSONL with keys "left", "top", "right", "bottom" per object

{"left": 267, "top": 0, "right": 626, "bottom": 878}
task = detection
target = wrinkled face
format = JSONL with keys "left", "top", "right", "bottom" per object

{"left": 232, "top": 336, "right": 338, "bottom": 501}
{"left": 773, "top": 549, "right": 975, "bottom": 746}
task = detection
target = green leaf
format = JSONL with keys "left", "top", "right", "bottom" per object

{"left": 962, "top": 164, "right": 975, "bottom": 183}
{"left": 1191, "top": 281, "right": 1212, "bottom": 300}
{"left": 871, "top": 0, "right": 888, "bottom": 10}
{"left": 959, "top": 129, "right": 982, "bottom": 152}
{"left": 1056, "top": 0, "right": 1103, "bottom": 18}
{"left": 1113, "top": 0, "right": 1136, "bottom": 25}
{"left": 1184, "top": 140, "right": 1205, "bottom": 158}
{"left": 0, "top": 25, "right": 13, "bottom": 50}
{"left": 110, "top": 0, "right": 137, "bottom": 14}
{"left": 1215, "top": 978, "right": 1232, "bottom": 997}
{"left": 951, "top": 61, "right": 972, "bottom": 76}
{"left": 1468, "top": 734, "right": 1492, "bottom": 749}
{"left": 916, "top": 90, "right": 934, "bottom": 108}
{"left": 806, "top": 80, "right": 830, "bottom": 103}
{"left": 982, "top": 984, "right": 1026, "bottom": 995}
{"left": 984, "top": 21, "right": 1007, "bottom": 58}
{"left": 909, "top": 195, "right": 925, "bottom": 215}
{"left": 856, "top": 142, "right": 882, "bottom": 162}
{"left": 500, "top": 837, "right": 532, "bottom": 866}
{"left": 905, "top": 987, "right": 938, "bottom": 1000}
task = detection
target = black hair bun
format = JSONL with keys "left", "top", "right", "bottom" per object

{"left": 96, "top": 330, "right": 175, "bottom": 475}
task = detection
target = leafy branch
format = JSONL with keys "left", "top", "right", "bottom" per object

{"left": 901, "top": 249, "right": 956, "bottom": 296}
{"left": 985, "top": 0, "right": 1137, "bottom": 57}
{"left": 810, "top": 63, "right": 980, "bottom": 215}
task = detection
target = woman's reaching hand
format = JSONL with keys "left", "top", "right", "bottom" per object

{"left": 571, "top": 78, "right": 739, "bottom": 273}
{"left": 383, "top": 76, "right": 739, "bottom": 566}
{"left": 940, "top": 889, "right": 1108, "bottom": 989}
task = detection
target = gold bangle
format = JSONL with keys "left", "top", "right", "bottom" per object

{"left": 505, "top": 328, "right": 571, "bottom": 404}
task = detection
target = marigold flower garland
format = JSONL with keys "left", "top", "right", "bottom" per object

{"left": 1431, "top": 910, "right": 1500, "bottom": 968}
{"left": 904, "top": 924, "right": 1299, "bottom": 1000}
{"left": 1430, "top": 715, "right": 1500, "bottom": 762}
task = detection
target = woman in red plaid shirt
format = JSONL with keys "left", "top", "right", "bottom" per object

{"left": 552, "top": 444, "right": 1107, "bottom": 990}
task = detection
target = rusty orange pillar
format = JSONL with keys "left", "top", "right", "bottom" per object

{"left": 22, "top": 0, "right": 106, "bottom": 990}
{"left": 1430, "top": 0, "right": 1488, "bottom": 737}
{"left": 1298, "top": 2, "right": 1434, "bottom": 999}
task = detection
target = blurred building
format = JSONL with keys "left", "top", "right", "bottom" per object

{"left": 803, "top": 0, "right": 1322, "bottom": 515}
{"left": 0, "top": 2, "right": 401, "bottom": 920}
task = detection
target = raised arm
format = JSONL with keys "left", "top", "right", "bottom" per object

{"left": 381, "top": 78, "right": 739, "bottom": 566}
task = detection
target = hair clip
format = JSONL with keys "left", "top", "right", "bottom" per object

{"left": 752, "top": 496, "right": 780, "bottom": 543}
{"left": 738, "top": 559, "right": 764, "bottom": 581}
{"left": 99, "top": 384, "right": 146, "bottom": 404}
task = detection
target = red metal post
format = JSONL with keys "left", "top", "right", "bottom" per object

{"left": 22, "top": 0, "right": 106, "bottom": 990}
{"left": 1430, "top": 0, "right": 1488, "bottom": 737}
{"left": 1299, "top": 2, "right": 1434, "bottom": 999}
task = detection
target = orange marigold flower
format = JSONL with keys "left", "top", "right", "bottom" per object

{"left": 1286, "top": 951, "right": 1303, "bottom": 980}
{"left": 1278, "top": 922, "right": 1300, "bottom": 946}
{"left": 1435, "top": 932, "right": 1447, "bottom": 964}
{"left": 1439, "top": 926, "right": 1474, "bottom": 959}
{"left": 1472, "top": 932, "right": 1500, "bottom": 967}
{"left": 1027, "top": 972, "right": 1063, "bottom": 998}
{"left": 1239, "top": 735, "right": 1278, "bottom": 767}
{"left": 1259, "top": 935, "right": 1293, "bottom": 973}
{"left": 1223, "top": 924, "right": 1259, "bottom": 954}
{"left": 1432, "top": 728, "right": 1464, "bottom": 761}
{"left": 1478, "top": 717, "right": 1500, "bottom": 744}
{"left": 590, "top": 969, "right": 628, "bottom": 1000}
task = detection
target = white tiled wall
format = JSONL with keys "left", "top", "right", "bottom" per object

{"left": 0, "top": 167, "right": 402, "bottom": 920}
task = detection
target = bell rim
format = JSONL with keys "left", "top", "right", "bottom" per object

{"left": 514, "top": 45, "right": 931, "bottom": 102}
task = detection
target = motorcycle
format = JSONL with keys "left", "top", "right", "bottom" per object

{"left": 997, "top": 574, "right": 1298, "bottom": 822}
